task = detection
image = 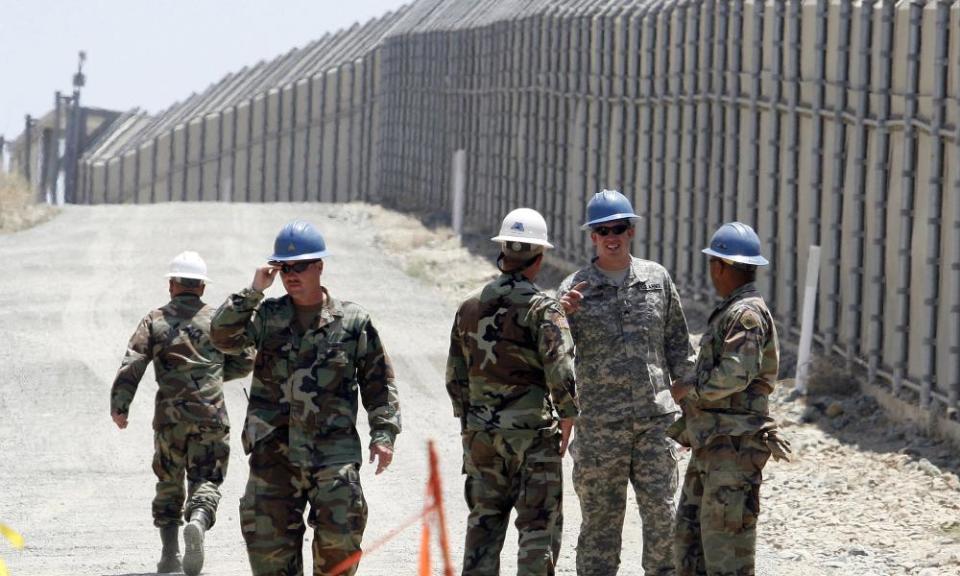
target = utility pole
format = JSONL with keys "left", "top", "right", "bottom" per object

{"left": 50, "top": 90, "right": 65, "bottom": 204}
{"left": 63, "top": 50, "right": 86, "bottom": 204}
{"left": 0, "top": 135, "right": 6, "bottom": 173}
{"left": 24, "top": 114, "right": 34, "bottom": 184}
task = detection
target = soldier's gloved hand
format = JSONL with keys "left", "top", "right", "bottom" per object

{"left": 558, "top": 418, "right": 575, "bottom": 457}
{"left": 765, "top": 430, "right": 792, "bottom": 462}
{"left": 112, "top": 410, "right": 128, "bottom": 430}
{"left": 369, "top": 443, "right": 394, "bottom": 474}
{"left": 252, "top": 265, "right": 279, "bottom": 292}
{"left": 559, "top": 281, "right": 588, "bottom": 315}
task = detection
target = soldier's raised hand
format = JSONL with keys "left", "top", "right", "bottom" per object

{"left": 252, "top": 265, "right": 279, "bottom": 292}
{"left": 560, "top": 281, "right": 589, "bottom": 315}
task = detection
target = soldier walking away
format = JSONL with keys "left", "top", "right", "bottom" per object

{"left": 447, "top": 208, "right": 579, "bottom": 575}
{"left": 668, "top": 222, "right": 791, "bottom": 576}
{"left": 210, "top": 220, "right": 401, "bottom": 576}
{"left": 557, "top": 190, "right": 696, "bottom": 576}
{"left": 109, "top": 251, "right": 255, "bottom": 575}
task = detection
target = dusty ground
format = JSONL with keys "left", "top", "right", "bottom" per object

{"left": 0, "top": 202, "right": 958, "bottom": 576}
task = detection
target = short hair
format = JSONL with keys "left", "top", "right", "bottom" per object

{"left": 172, "top": 277, "right": 204, "bottom": 289}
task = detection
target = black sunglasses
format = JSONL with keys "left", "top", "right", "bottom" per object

{"left": 592, "top": 223, "right": 631, "bottom": 236}
{"left": 273, "top": 260, "right": 318, "bottom": 274}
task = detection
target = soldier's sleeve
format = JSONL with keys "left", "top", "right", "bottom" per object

{"left": 356, "top": 316, "right": 401, "bottom": 448}
{"left": 210, "top": 287, "right": 264, "bottom": 354}
{"left": 539, "top": 303, "right": 579, "bottom": 419}
{"left": 663, "top": 273, "right": 697, "bottom": 385}
{"left": 110, "top": 315, "right": 154, "bottom": 415}
{"left": 692, "top": 309, "right": 765, "bottom": 402}
{"left": 445, "top": 311, "right": 470, "bottom": 426}
{"left": 223, "top": 345, "right": 256, "bottom": 382}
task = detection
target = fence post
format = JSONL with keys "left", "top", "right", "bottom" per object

{"left": 867, "top": 0, "right": 895, "bottom": 388}
{"left": 451, "top": 149, "right": 466, "bottom": 235}
{"left": 846, "top": 0, "right": 874, "bottom": 369}
{"left": 796, "top": 246, "right": 822, "bottom": 395}
{"left": 894, "top": 1, "right": 922, "bottom": 403}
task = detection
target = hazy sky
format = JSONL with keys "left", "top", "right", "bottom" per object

{"left": 0, "top": 0, "right": 410, "bottom": 140}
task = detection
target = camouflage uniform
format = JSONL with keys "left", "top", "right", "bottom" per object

{"left": 558, "top": 258, "right": 695, "bottom": 576}
{"left": 447, "top": 272, "right": 579, "bottom": 576}
{"left": 211, "top": 286, "right": 401, "bottom": 576}
{"left": 667, "top": 282, "right": 779, "bottom": 576}
{"left": 110, "top": 293, "right": 254, "bottom": 528}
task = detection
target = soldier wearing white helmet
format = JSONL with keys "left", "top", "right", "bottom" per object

{"left": 447, "top": 208, "right": 579, "bottom": 574}
{"left": 109, "top": 251, "right": 255, "bottom": 576}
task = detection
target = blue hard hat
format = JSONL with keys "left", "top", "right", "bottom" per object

{"left": 702, "top": 222, "right": 768, "bottom": 266}
{"left": 581, "top": 189, "right": 640, "bottom": 229}
{"left": 269, "top": 220, "right": 329, "bottom": 261}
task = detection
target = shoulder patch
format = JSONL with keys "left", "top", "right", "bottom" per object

{"left": 739, "top": 310, "right": 762, "bottom": 330}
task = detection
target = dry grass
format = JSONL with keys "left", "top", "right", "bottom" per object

{"left": 0, "top": 172, "right": 57, "bottom": 233}
{"left": 363, "top": 204, "right": 499, "bottom": 303}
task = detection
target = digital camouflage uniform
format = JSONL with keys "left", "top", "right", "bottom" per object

{"left": 558, "top": 257, "right": 695, "bottom": 576}
{"left": 447, "top": 272, "right": 579, "bottom": 576}
{"left": 667, "top": 282, "right": 780, "bottom": 576}
{"left": 210, "top": 286, "right": 401, "bottom": 576}
{"left": 110, "top": 293, "right": 255, "bottom": 528}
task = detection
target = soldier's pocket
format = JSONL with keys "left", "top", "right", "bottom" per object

{"left": 523, "top": 457, "right": 562, "bottom": 508}
{"left": 238, "top": 494, "right": 258, "bottom": 539}
{"left": 462, "top": 431, "right": 496, "bottom": 475}
{"left": 705, "top": 471, "right": 752, "bottom": 534}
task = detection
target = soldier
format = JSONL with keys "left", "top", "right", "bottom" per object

{"left": 668, "top": 222, "right": 790, "bottom": 576}
{"left": 447, "top": 208, "right": 579, "bottom": 575}
{"left": 210, "top": 220, "right": 401, "bottom": 576}
{"left": 109, "top": 250, "right": 255, "bottom": 575}
{"left": 557, "top": 190, "right": 696, "bottom": 576}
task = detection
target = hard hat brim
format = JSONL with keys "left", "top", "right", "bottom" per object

{"left": 581, "top": 214, "right": 640, "bottom": 230}
{"left": 164, "top": 272, "right": 210, "bottom": 282}
{"left": 490, "top": 235, "right": 554, "bottom": 249}
{"left": 701, "top": 247, "right": 768, "bottom": 266}
{"left": 267, "top": 250, "right": 329, "bottom": 262}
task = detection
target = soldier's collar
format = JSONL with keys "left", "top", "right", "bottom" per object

{"left": 715, "top": 282, "right": 759, "bottom": 311}
{"left": 589, "top": 257, "right": 646, "bottom": 287}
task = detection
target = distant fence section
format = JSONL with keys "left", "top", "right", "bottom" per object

{"left": 7, "top": 0, "right": 960, "bottom": 423}
{"left": 374, "top": 0, "right": 960, "bottom": 420}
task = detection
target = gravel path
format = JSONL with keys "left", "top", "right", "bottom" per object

{"left": 0, "top": 203, "right": 957, "bottom": 575}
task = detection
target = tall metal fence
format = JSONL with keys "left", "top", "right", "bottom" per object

{"left": 18, "top": 0, "right": 960, "bottom": 422}
{"left": 376, "top": 0, "right": 960, "bottom": 419}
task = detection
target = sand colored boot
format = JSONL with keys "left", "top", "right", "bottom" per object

{"left": 183, "top": 509, "right": 211, "bottom": 576}
{"left": 157, "top": 525, "right": 182, "bottom": 573}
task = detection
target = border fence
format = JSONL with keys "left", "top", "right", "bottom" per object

{"left": 7, "top": 0, "right": 960, "bottom": 425}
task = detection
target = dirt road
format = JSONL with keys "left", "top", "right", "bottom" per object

{"left": 1, "top": 203, "right": 958, "bottom": 576}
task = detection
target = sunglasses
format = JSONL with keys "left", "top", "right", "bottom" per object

{"left": 272, "top": 260, "right": 318, "bottom": 274}
{"left": 592, "top": 223, "right": 631, "bottom": 236}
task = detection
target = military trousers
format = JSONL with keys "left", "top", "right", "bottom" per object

{"left": 152, "top": 421, "right": 229, "bottom": 528}
{"left": 239, "top": 432, "right": 368, "bottom": 576}
{"left": 674, "top": 434, "right": 770, "bottom": 576}
{"left": 570, "top": 413, "right": 679, "bottom": 576}
{"left": 461, "top": 429, "right": 564, "bottom": 576}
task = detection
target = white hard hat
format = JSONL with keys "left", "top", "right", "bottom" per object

{"left": 165, "top": 251, "right": 210, "bottom": 282}
{"left": 491, "top": 208, "right": 554, "bottom": 248}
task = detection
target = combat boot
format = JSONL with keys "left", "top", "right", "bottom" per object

{"left": 183, "top": 509, "right": 211, "bottom": 576}
{"left": 157, "top": 525, "right": 182, "bottom": 573}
